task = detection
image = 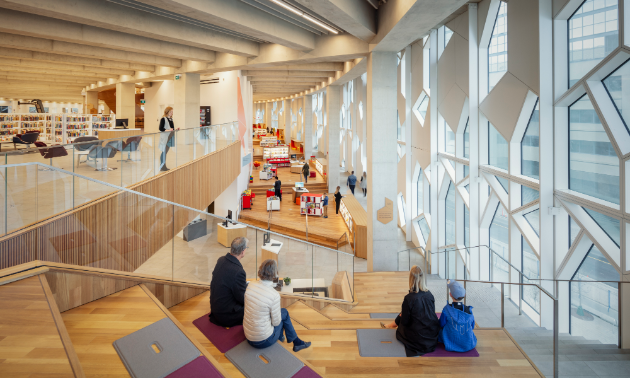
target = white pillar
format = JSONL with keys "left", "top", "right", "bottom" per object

{"left": 469, "top": 4, "right": 480, "bottom": 279}
{"left": 115, "top": 82, "right": 136, "bottom": 128}
{"left": 367, "top": 52, "right": 398, "bottom": 272}
{"left": 429, "top": 29, "right": 439, "bottom": 274}
{"left": 326, "top": 86, "right": 341, "bottom": 193}
{"left": 174, "top": 73, "right": 200, "bottom": 130}
{"left": 303, "top": 95, "right": 313, "bottom": 159}
{"left": 404, "top": 46, "right": 413, "bottom": 241}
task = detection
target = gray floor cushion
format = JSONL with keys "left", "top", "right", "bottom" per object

{"left": 113, "top": 317, "right": 200, "bottom": 378}
{"left": 225, "top": 341, "right": 304, "bottom": 378}
{"left": 369, "top": 313, "right": 399, "bottom": 319}
{"left": 356, "top": 329, "right": 406, "bottom": 357}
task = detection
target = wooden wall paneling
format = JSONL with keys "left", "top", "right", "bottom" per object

{"left": 44, "top": 271, "right": 139, "bottom": 312}
{"left": 143, "top": 282, "right": 207, "bottom": 308}
{"left": 0, "top": 142, "right": 241, "bottom": 272}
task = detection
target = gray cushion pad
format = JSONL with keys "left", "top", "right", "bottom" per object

{"left": 113, "top": 317, "right": 200, "bottom": 378}
{"left": 356, "top": 329, "right": 406, "bottom": 357}
{"left": 369, "top": 313, "right": 399, "bottom": 319}
{"left": 225, "top": 341, "right": 304, "bottom": 378}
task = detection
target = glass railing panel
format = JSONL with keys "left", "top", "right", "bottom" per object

{"left": 4, "top": 163, "right": 39, "bottom": 234}
{"left": 336, "top": 247, "right": 355, "bottom": 301}
{"left": 410, "top": 248, "right": 427, "bottom": 273}
{"left": 120, "top": 133, "right": 157, "bottom": 187}
{"left": 276, "top": 235, "right": 313, "bottom": 297}
{"left": 193, "top": 127, "right": 210, "bottom": 160}
{"left": 397, "top": 250, "right": 410, "bottom": 272}
{"left": 312, "top": 243, "right": 347, "bottom": 300}
{"left": 464, "top": 281, "right": 502, "bottom": 328}
{"left": 175, "top": 129, "right": 195, "bottom": 168}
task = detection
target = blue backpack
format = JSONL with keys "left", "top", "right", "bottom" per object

{"left": 439, "top": 304, "right": 477, "bottom": 352}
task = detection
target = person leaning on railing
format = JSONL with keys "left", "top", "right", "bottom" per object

{"left": 158, "top": 106, "right": 179, "bottom": 172}
{"left": 243, "top": 259, "right": 311, "bottom": 352}
{"left": 380, "top": 266, "right": 440, "bottom": 357}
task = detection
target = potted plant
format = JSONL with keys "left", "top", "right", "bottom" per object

{"left": 253, "top": 161, "right": 261, "bottom": 169}
{"left": 283, "top": 277, "right": 291, "bottom": 286}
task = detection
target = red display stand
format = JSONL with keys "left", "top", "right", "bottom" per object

{"left": 300, "top": 193, "right": 323, "bottom": 216}
{"left": 267, "top": 189, "right": 282, "bottom": 198}
{"left": 268, "top": 158, "right": 290, "bottom": 167}
{"left": 242, "top": 195, "right": 251, "bottom": 209}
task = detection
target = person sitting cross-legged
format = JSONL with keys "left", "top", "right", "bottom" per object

{"left": 244, "top": 259, "right": 311, "bottom": 352}
{"left": 438, "top": 280, "right": 477, "bottom": 352}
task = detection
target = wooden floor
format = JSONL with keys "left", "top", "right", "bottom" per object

{"left": 241, "top": 168, "right": 352, "bottom": 249}
{"left": 0, "top": 276, "right": 75, "bottom": 377}
{"left": 61, "top": 285, "right": 168, "bottom": 377}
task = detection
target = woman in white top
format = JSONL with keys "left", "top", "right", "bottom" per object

{"left": 360, "top": 172, "right": 367, "bottom": 197}
{"left": 158, "top": 107, "right": 179, "bottom": 171}
{"left": 243, "top": 259, "right": 311, "bottom": 352}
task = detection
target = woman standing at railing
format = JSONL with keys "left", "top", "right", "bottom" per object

{"left": 380, "top": 266, "right": 440, "bottom": 356}
{"left": 158, "top": 107, "right": 179, "bottom": 172}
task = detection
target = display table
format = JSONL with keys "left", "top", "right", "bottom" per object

{"left": 291, "top": 187, "right": 309, "bottom": 202}
{"left": 261, "top": 239, "right": 283, "bottom": 263}
{"left": 340, "top": 194, "right": 367, "bottom": 259}
{"left": 259, "top": 170, "right": 273, "bottom": 180}
{"left": 98, "top": 129, "right": 142, "bottom": 140}
{"left": 268, "top": 158, "right": 290, "bottom": 167}
{"left": 267, "top": 198, "right": 280, "bottom": 211}
{"left": 217, "top": 223, "right": 248, "bottom": 248}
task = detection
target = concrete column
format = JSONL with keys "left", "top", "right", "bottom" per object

{"left": 366, "top": 52, "right": 398, "bottom": 272}
{"left": 86, "top": 91, "right": 98, "bottom": 114}
{"left": 303, "top": 95, "right": 313, "bottom": 159}
{"left": 283, "top": 99, "right": 291, "bottom": 143}
{"left": 469, "top": 4, "right": 480, "bottom": 279}
{"left": 429, "top": 29, "right": 439, "bottom": 274}
{"left": 326, "top": 86, "right": 341, "bottom": 193}
{"left": 116, "top": 82, "right": 136, "bottom": 128}
{"left": 174, "top": 73, "right": 200, "bottom": 130}
{"left": 404, "top": 46, "right": 413, "bottom": 241}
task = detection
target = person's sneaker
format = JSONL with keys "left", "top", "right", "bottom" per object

{"left": 292, "top": 338, "right": 311, "bottom": 352}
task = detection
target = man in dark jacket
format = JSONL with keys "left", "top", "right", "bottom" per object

{"left": 274, "top": 176, "right": 282, "bottom": 200}
{"left": 209, "top": 236, "right": 248, "bottom": 327}
{"left": 302, "top": 162, "right": 310, "bottom": 183}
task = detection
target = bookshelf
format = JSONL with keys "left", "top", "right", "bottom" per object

{"left": 260, "top": 136, "right": 278, "bottom": 147}
{"left": 300, "top": 193, "right": 323, "bottom": 216}
{"left": 91, "top": 115, "right": 115, "bottom": 138}
{"left": 0, "top": 114, "right": 20, "bottom": 142}
{"left": 339, "top": 194, "right": 367, "bottom": 259}
{"left": 0, "top": 113, "right": 115, "bottom": 143}
{"left": 263, "top": 145, "right": 289, "bottom": 159}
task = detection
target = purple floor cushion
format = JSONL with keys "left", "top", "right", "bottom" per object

{"left": 165, "top": 356, "right": 224, "bottom": 377}
{"left": 422, "top": 343, "right": 479, "bottom": 357}
{"left": 193, "top": 313, "right": 246, "bottom": 353}
{"left": 293, "top": 366, "right": 322, "bottom": 378}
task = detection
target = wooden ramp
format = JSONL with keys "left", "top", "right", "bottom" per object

{"left": 0, "top": 275, "right": 82, "bottom": 377}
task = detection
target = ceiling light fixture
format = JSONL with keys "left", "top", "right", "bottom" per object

{"left": 270, "top": 0, "right": 338, "bottom": 34}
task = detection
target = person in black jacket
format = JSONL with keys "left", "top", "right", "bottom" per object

{"left": 381, "top": 265, "right": 440, "bottom": 356}
{"left": 209, "top": 236, "right": 249, "bottom": 327}
{"left": 334, "top": 186, "right": 343, "bottom": 215}
{"left": 158, "top": 107, "right": 179, "bottom": 172}
{"left": 274, "top": 176, "right": 282, "bottom": 200}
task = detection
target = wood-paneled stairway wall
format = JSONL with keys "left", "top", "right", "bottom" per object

{"left": 0, "top": 263, "right": 544, "bottom": 378}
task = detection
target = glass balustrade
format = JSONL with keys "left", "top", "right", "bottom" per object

{"left": 0, "top": 163, "right": 355, "bottom": 303}
{"left": 0, "top": 122, "right": 238, "bottom": 236}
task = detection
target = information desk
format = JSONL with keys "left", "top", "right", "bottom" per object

{"left": 291, "top": 187, "right": 309, "bottom": 203}
{"left": 98, "top": 128, "right": 142, "bottom": 140}
{"left": 314, "top": 157, "right": 327, "bottom": 177}
{"left": 217, "top": 223, "right": 248, "bottom": 248}
{"left": 339, "top": 194, "right": 367, "bottom": 259}
{"left": 261, "top": 239, "right": 283, "bottom": 263}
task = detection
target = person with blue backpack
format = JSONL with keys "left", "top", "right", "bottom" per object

{"left": 439, "top": 280, "right": 477, "bottom": 352}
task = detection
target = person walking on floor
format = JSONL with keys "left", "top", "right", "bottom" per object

{"left": 158, "top": 107, "right": 178, "bottom": 172}
{"left": 360, "top": 172, "right": 367, "bottom": 197}
{"left": 302, "top": 161, "right": 310, "bottom": 184}
{"left": 274, "top": 176, "right": 282, "bottom": 201}
{"left": 323, "top": 193, "right": 329, "bottom": 218}
{"left": 380, "top": 266, "right": 440, "bottom": 356}
{"left": 209, "top": 237, "right": 248, "bottom": 327}
{"left": 334, "top": 186, "right": 343, "bottom": 215}
{"left": 347, "top": 171, "right": 357, "bottom": 195}
{"left": 244, "top": 259, "right": 311, "bottom": 352}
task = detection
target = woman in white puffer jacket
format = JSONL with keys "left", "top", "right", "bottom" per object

{"left": 244, "top": 259, "right": 311, "bottom": 352}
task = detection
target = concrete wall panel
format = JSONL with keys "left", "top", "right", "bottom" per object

{"left": 454, "top": 33, "right": 469, "bottom": 97}
{"left": 508, "top": 0, "right": 539, "bottom": 95}
{"left": 446, "top": 10, "right": 469, "bottom": 41}
{"left": 440, "top": 84, "right": 467, "bottom": 133}
{"left": 479, "top": 72, "right": 529, "bottom": 142}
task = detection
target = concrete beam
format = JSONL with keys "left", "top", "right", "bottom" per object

{"left": 135, "top": 0, "right": 315, "bottom": 51}
{"left": 248, "top": 77, "right": 326, "bottom": 83}
{"left": 244, "top": 70, "right": 337, "bottom": 78}
{"left": 0, "top": 66, "right": 111, "bottom": 81}
{"left": 370, "top": 0, "right": 468, "bottom": 52}
{"left": 0, "top": 9, "right": 215, "bottom": 63}
{"left": 0, "top": 57, "right": 135, "bottom": 76}
{"left": 0, "top": 47, "right": 155, "bottom": 71}
{"left": 0, "top": 0, "right": 259, "bottom": 57}
{"left": 252, "top": 63, "right": 344, "bottom": 71}
{"left": 294, "top": 0, "right": 377, "bottom": 42}
{"left": 0, "top": 72, "right": 98, "bottom": 84}
{"left": 0, "top": 33, "right": 181, "bottom": 67}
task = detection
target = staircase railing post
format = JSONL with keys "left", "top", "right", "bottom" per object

{"left": 501, "top": 282, "right": 505, "bottom": 328}
{"left": 554, "top": 280, "right": 559, "bottom": 378}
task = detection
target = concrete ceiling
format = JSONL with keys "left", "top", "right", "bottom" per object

{"left": 0, "top": 0, "right": 472, "bottom": 103}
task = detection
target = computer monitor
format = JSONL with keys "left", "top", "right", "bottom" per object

{"left": 115, "top": 118, "right": 129, "bottom": 129}
{"left": 290, "top": 154, "right": 297, "bottom": 159}
{"left": 223, "top": 210, "right": 233, "bottom": 227}
{"left": 295, "top": 182, "right": 304, "bottom": 188}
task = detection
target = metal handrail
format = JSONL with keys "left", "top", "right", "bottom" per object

{"left": 2, "top": 121, "right": 238, "bottom": 155}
